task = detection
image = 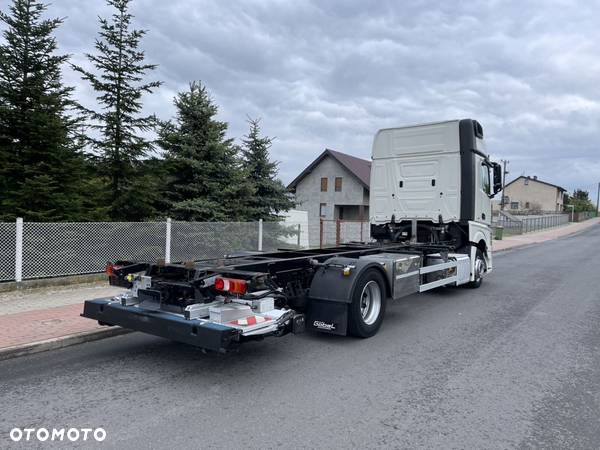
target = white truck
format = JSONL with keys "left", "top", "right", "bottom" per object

{"left": 82, "top": 119, "right": 502, "bottom": 350}
{"left": 370, "top": 119, "right": 500, "bottom": 288}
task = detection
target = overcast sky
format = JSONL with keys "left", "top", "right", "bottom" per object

{"left": 37, "top": 0, "right": 600, "bottom": 194}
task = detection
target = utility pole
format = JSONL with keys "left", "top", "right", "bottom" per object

{"left": 500, "top": 160, "right": 509, "bottom": 210}
{"left": 567, "top": 204, "right": 575, "bottom": 222}
{"left": 596, "top": 182, "right": 600, "bottom": 217}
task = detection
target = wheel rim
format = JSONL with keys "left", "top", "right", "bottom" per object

{"left": 475, "top": 256, "right": 486, "bottom": 280}
{"left": 360, "top": 281, "right": 382, "bottom": 325}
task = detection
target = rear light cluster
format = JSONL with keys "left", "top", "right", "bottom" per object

{"left": 214, "top": 277, "right": 247, "bottom": 295}
{"left": 105, "top": 263, "right": 122, "bottom": 277}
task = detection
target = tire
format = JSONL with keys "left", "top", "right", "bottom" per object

{"left": 466, "top": 248, "right": 486, "bottom": 289}
{"left": 348, "top": 268, "right": 387, "bottom": 338}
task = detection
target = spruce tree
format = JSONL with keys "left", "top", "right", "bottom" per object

{"left": 72, "top": 0, "right": 161, "bottom": 220}
{"left": 0, "top": 0, "right": 88, "bottom": 221}
{"left": 159, "top": 82, "right": 254, "bottom": 221}
{"left": 240, "top": 118, "right": 294, "bottom": 220}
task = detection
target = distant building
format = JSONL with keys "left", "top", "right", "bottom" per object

{"left": 500, "top": 175, "right": 566, "bottom": 213}
{"left": 288, "top": 149, "right": 370, "bottom": 247}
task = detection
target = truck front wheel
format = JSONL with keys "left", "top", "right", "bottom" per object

{"left": 466, "top": 249, "right": 486, "bottom": 289}
{"left": 348, "top": 269, "right": 387, "bottom": 338}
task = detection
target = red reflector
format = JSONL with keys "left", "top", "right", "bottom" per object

{"left": 105, "top": 263, "right": 121, "bottom": 277}
{"left": 214, "top": 277, "right": 247, "bottom": 295}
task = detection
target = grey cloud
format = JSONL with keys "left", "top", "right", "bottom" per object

{"left": 16, "top": 0, "right": 600, "bottom": 192}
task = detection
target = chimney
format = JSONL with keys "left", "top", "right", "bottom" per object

{"left": 533, "top": 175, "right": 538, "bottom": 180}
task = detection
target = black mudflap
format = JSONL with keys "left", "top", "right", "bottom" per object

{"left": 306, "top": 299, "right": 348, "bottom": 336}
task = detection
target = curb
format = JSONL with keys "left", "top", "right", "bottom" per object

{"left": 493, "top": 241, "right": 536, "bottom": 254}
{"left": 0, "top": 273, "right": 106, "bottom": 293}
{"left": 0, "top": 327, "right": 131, "bottom": 362}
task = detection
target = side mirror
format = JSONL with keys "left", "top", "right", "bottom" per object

{"left": 492, "top": 162, "right": 502, "bottom": 195}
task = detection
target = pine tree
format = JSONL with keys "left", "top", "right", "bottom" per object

{"left": 0, "top": 0, "right": 88, "bottom": 221}
{"left": 72, "top": 0, "right": 161, "bottom": 220}
{"left": 159, "top": 82, "right": 254, "bottom": 221}
{"left": 240, "top": 118, "right": 294, "bottom": 221}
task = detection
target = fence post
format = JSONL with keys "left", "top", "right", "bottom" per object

{"left": 335, "top": 219, "right": 341, "bottom": 246}
{"left": 320, "top": 219, "right": 324, "bottom": 249}
{"left": 258, "top": 219, "right": 263, "bottom": 252}
{"left": 297, "top": 223, "right": 301, "bottom": 248}
{"left": 165, "top": 218, "right": 171, "bottom": 264}
{"left": 15, "top": 217, "right": 23, "bottom": 282}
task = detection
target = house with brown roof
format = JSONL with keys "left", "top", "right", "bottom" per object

{"left": 288, "top": 149, "right": 371, "bottom": 246}
{"left": 500, "top": 175, "right": 566, "bottom": 213}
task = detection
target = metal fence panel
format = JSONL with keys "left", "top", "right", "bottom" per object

{"left": 262, "top": 221, "right": 308, "bottom": 251}
{"left": 0, "top": 222, "right": 16, "bottom": 281}
{"left": 339, "top": 221, "right": 371, "bottom": 244}
{"left": 492, "top": 213, "right": 569, "bottom": 236}
{"left": 320, "top": 220, "right": 338, "bottom": 247}
{"left": 319, "top": 220, "right": 370, "bottom": 247}
{"left": 22, "top": 222, "right": 166, "bottom": 279}
{"left": 1, "top": 220, "right": 309, "bottom": 281}
{"left": 5, "top": 212, "right": 573, "bottom": 282}
{"left": 170, "top": 222, "right": 258, "bottom": 262}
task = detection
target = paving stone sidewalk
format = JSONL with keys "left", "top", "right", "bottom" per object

{"left": 493, "top": 217, "right": 599, "bottom": 251}
{"left": 0, "top": 282, "right": 124, "bottom": 353}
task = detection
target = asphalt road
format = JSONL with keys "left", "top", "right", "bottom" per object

{"left": 1, "top": 226, "right": 599, "bottom": 449}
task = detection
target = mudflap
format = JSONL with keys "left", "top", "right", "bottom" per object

{"left": 306, "top": 299, "right": 348, "bottom": 336}
{"left": 306, "top": 256, "right": 390, "bottom": 336}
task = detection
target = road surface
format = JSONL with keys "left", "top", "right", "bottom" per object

{"left": 1, "top": 225, "right": 599, "bottom": 449}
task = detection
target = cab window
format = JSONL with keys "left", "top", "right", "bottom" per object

{"left": 480, "top": 164, "right": 491, "bottom": 195}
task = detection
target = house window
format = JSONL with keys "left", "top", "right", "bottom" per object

{"left": 320, "top": 177, "right": 328, "bottom": 192}
{"left": 335, "top": 177, "right": 342, "bottom": 192}
{"left": 525, "top": 202, "right": 530, "bottom": 209}
{"left": 511, "top": 202, "right": 519, "bottom": 210}
{"left": 502, "top": 195, "right": 510, "bottom": 205}
{"left": 524, "top": 178, "right": 529, "bottom": 185}
{"left": 319, "top": 203, "right": 327, "bottom": 218}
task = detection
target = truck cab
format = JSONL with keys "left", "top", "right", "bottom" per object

{"left": 369, "top": 119, "right": 502, "bottom": 282}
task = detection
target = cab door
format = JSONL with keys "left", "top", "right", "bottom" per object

{"left": 474, "top": 155, "right": 492, "bottom": 225}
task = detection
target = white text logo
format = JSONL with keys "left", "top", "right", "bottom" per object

{"left": 10, "top": 427, "right": 106, "bottom": 442}
{"left": 313, "top": 320, "right": 336, "bottom": 331}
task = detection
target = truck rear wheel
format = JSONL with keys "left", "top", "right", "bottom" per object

{"left": 348, "top": 269, "right": 387, "bottom": 338}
